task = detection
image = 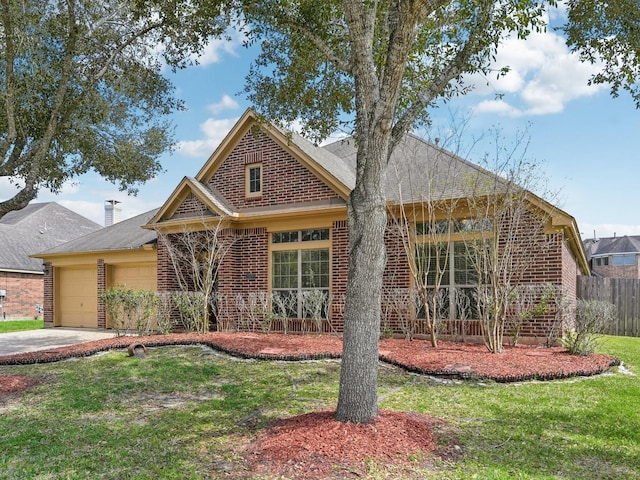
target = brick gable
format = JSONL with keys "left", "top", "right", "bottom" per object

{"left": 208, "top": 129, "right": 341, "bottom": 209}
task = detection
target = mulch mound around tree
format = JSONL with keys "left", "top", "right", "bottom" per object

{"left": 0, "top": 332, "right": 620, "bottom": 479}
{"left": 243, "top": 410, "right": 448, "bottom": 479}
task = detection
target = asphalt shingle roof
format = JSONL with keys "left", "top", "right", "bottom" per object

{"left": 0, "top": 202, "right": 101, "bottom": 272}
{"left": 38, "top": 208, "right": 159, "bottom": 256}
{"left": 583, "top": 235, "right": 640, "bottom": 259}
{"left": 321, "top": 134, "right": 507, "bottom": 204}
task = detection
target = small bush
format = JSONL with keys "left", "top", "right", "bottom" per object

{"left": 561, "top": 299, "right": 616, "bottom": 356}
{"left": 173, "top": 291, "right": 208, "bottom": 333}
{"left": 100, "top": 286, "right": 158, "bottom": 336}
{"left": 156, "top": 292, "right": 177, "bottom": 334}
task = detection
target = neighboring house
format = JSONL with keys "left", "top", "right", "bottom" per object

{"left": 36, "top": 109, "right": 589, "bottom": 342}
{"left": 584, "top": 235, "right": 640, "bottom": 279}
{"left": 0, "top": 202, "right": 101, "bottom": 320}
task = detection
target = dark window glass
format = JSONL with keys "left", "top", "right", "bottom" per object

{"left": 248, "top": 165, "right": 261, "bottom": 194}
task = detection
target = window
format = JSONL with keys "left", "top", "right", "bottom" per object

{"left": 612, "top": 254, "right": 636, "bottom": 266}
{"left": 246, "top": 163, "right": 262, "bottom": 196}
{"left": 416, "top": 241, "right": 481, "bottom": 320}
{"left": 271, "top": 229, "right": 330, "bottom": 318}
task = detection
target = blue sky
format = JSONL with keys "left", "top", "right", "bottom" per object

{"left": 3, "top": 6, "right": 639, "bottom": 239}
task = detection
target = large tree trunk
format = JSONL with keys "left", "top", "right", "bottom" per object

{"left": 335, "top": 134, "right": 388, "bottom": 424}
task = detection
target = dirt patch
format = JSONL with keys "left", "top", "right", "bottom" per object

{"left": 0, "top": 374, "right": 39, "bottom": 394}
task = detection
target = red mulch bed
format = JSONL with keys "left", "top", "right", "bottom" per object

{"left": 0, "top": 332, "right": 620, "bottom": 479}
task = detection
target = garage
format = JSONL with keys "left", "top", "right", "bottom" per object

{"left": 56, "top": 266, "right": 98, "bottom": 328}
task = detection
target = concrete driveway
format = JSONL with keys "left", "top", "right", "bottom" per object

{"left": 0, "top": 328, "right": 116, "bottom": 356}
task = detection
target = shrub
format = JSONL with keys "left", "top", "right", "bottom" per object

{"left": 156, "top": 292, "right": 177, "bottom": 334}
{"left": 173, "top": 291, "right": 207, "bottom": 333}
{"left": 561, "top": 299, "right": 616, "bottom": 356}
{"left": 100, "top": 286, "right": 158, "bottom": 336}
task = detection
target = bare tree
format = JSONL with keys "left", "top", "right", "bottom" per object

{"left": 462, "top": 130, "right": 560, "bottom": 353}
{"left": 388, "top": 135, "right": 467, "bottom": 347}
{"left": 157, "top": 215, "right": 236, "bottom": 333}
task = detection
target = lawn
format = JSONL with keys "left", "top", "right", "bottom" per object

{"left": 0, "top": 336, "right": 638, "bottom": 479}
{"left": 0, "top": 319, "right": 43, "bottom": 333}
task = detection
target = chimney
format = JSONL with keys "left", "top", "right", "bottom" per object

{"left": 104, "top": 200, "right": 122, "bottom": 226}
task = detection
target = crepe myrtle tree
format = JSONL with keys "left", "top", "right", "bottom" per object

{"left": 0, "top": 0, "right": 230, "bottom": 219}
{"left": 237, "top": 0, "right": 557, "bottom": 423}
{"left": 157, "top": 214, "right": 237, "bottom": 333}
{"left": 460, "top": 128, "right": 560, "bottom": 353}
{"left": 388, "top": 133, "right": 468, "bottom": 347}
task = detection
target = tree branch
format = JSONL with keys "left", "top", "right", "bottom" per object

{"left": 390, "top": 0, "right": 495, "bottom": 150}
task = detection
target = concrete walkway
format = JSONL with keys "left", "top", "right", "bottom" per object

{"left": 0, "top": 328, "right": 115, "bottom": 356}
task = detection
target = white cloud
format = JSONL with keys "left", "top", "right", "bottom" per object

{"left": 176, "top": 117, "right": 239, "bottom": 158}
{"left": 207, "top": 95, "right": 240, "bottom": 114}
{"left": 191, "top": 34, "right": 239, "bottom": 66}
{"left": 466, "top": 15, "right": 606, "bottom": 118}
{"left": 0, "top": 177, "right": 22, "bottom": 200}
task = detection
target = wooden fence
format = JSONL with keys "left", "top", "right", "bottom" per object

{"left": 577, "top": 276, "right": 640, "bottom": 337}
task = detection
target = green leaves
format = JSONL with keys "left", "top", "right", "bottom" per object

{"left": 563, "top": 0, "right": 640, "bottom": 107}
{"left": 0, "top": 0, "right": 229, "bottom": 218}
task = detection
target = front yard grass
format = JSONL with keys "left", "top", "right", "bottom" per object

{"left": 0, "top": 336, "right": 638, "bottom": 479}
{"left": 0, "top": 319, "right": 43, "bottom": 333}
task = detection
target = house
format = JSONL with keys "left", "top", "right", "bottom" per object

{"left": 584, "top": 235, "right": 640, "bottom": 279}
{"left": 35, "top": 109, "right": 589, "bottom": 342}
{"left": 0, "top": 202, "right": 101, "bottom": 320}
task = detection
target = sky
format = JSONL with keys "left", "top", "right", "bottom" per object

{"left": 2, "top": 5, "right": 639, "bottom": 240}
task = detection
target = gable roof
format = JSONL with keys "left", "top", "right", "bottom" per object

{"left": 140, "top": 111, "right": 587, "bottom": 273}
{"left": 0, "top": 202, "right": 101, "bottom": 273}
{"left": 583, "top": 235, "right": 640, "bottom": 259}
{"left": 195, "top": 109, "right": 355, "bottom": 195}
{"left": 35, "top": 209, "right": 159, "bottom": 257}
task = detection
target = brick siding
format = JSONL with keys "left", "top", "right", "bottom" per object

{"left": 0, "top": 271, "right": 44, "bottom": 320}
{"left": 208, "top": 129, "right": 341, "bottom": 209}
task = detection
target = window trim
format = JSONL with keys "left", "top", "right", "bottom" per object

{"left": 269, "top": 228, "right": 332, "bottom": 319}
{"left": 245, "top": 163, "right": 262, "bottom": 198}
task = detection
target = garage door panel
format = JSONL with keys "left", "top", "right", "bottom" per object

{"left": 110, "top": 264, "right": 157, "bottom": 292}
{"left": 57, "top": 267, "right": 97, "bottom": 328}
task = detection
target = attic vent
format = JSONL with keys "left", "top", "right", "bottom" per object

{"left": 244, "top": 151, "right": 262, "bottom": 165}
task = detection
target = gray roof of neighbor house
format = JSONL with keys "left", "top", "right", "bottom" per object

{"left": 36, "top": 208, "right": 159, "bottom": 256}
{"left": 583, "top": 235, "right": 640, "bottom": 259}
{"left": 0, "top": 202, "right": 102, "bottom": 272}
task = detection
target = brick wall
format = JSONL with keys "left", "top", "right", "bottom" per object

{"left": 157, "top": 236, "right": 181, "bottom": 293}
{"left": 0, "top": 271, "right": 44, "bottom": 320}
{"left": 593, "top": 262, "right": 640, "bottom": 279}
{"left": 43, "top": 264, "right": 53, "bottom": 326}
{"left": 209, "top": 129, "right": 341, "bottom": 209}
{"left": 330, "top": 220, "right": 349, "bottom": 332}
{"left": 173, "top": 192, "right": 212, "bottom": 218}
